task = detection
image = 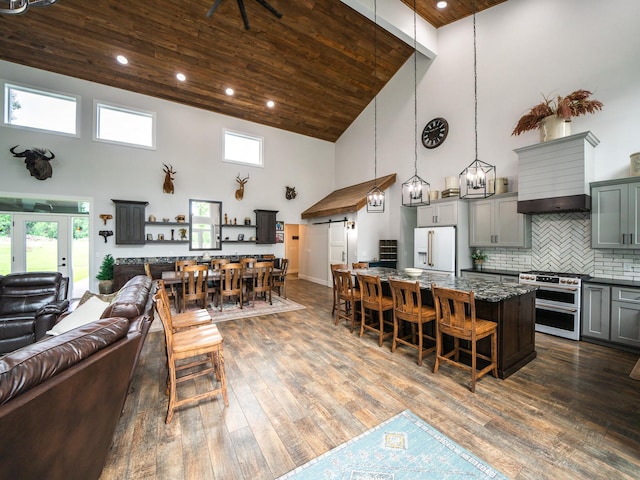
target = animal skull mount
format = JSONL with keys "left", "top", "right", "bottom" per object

{"left": 99, "top": 214, "right": 113, "bottom": 225}
{"left": 163, "top": 164, "right": 176, "bottom": 194}
{"left": 235, "top": 174, "right": 249, "bottom": 200}
{"left": 10, "top": 145, "right": 55, "bottom": 180}
{"left": 99, "top": 230, "right": 113, "bottom": 243}
{"left": 285, "top": 186, "right": 297, "bottom": 200}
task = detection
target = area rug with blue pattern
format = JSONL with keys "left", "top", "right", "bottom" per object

{"left": 278, "top": 410, "right": 508, "bottom": 479}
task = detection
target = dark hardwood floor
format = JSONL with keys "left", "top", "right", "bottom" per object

{"left": 101, "top": 277, "right": 640, "bottom": 479}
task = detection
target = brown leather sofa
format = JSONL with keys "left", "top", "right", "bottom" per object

{"left": 0, "top": 275, "right": 155, "bottom": 480}
{"left": 0, "top": 272, "right": 69, "bottom": 354}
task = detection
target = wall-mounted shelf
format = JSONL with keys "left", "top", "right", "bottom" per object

{"left": 222, "top": 240, "right": 257, "bottom": 244}
{"left": 146, "top": 221, "right": 186, "bottom": 227}
{"left": 146, "top": 240, "right": 188, "bottom": 244}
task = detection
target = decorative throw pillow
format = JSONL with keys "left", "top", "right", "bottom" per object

{"left": 46, "top": 296, "right": 110, "bottom": 336}
{"left": 79, "top": 290, "right": 117, "bottom": 306}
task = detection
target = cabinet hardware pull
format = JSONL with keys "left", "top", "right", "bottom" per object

{"left": 623, "top": 233, "right": 627, "bottom": 244}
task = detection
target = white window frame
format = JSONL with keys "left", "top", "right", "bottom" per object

{"left": 1, "top": 81, "right": 80, "bottom": 137}
{"left": 223, "top": 129, "right": 264, "bottom": 167}
{"left": 93, "top": 100, "right": 156, "bottom": 150}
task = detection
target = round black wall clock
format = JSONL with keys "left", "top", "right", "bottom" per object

{"left": 422, "top": 117, "right": 449, "bottom": 149}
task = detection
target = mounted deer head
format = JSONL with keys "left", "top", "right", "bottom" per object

{"left": 163, "top": 164, "right": 176, "bottom": 194}
{"left": 235, "top": 173, "right": 249, "bottom": 200}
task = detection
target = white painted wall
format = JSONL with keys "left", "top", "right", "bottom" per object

{"left": 0, "top": 60, "right": 335, "bottom": 289}
{"left": 336, "top": 0, "right": 640, "bottom": 270}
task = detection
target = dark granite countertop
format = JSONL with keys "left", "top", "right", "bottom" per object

{"left": 584, "top": 277, "right": 640, "bottom": 288}
{"left": 459, "top": 267, "right": 521, "bottom": 277}
{"left": 352, "top": 267, "right": 537, "bottom": 303}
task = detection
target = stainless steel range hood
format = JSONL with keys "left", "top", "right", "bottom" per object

{"left": 515, "top": 131, "right": 599, "bottom": 214}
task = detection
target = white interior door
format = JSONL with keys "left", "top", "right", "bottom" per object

{"left": 12, "top": 213, "right": 71, "bottom": 286}
{"left": 328, "top": 222, "right": 347, "bottom": 280}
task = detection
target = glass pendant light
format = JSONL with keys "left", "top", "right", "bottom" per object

{"left": 367, "top": 0, "right": 384, "bottom": 213}
{"left": 402, "top": 0, "right": 430, "bottom": 207}
{"left": 459, "top": 0, "right": 495, "bottom": 199}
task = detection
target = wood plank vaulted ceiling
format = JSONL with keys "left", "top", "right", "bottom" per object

{"left": 0, "top": 0, "right": 506, "bottom": 142}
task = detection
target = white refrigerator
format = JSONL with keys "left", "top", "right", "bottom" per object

{"left": 414, "top": 226, "right": 456, "bottom": 274}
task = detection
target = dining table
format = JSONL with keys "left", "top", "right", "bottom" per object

{"left": 161, "top": 267, "right": 282, "bottom": 285}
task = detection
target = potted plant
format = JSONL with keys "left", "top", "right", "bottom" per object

{"left": 512, "top": 89, "right": 603, "bottom": 142}
{"left": 471, "top": 250, "right": 487, "bottom": 270}
{"left": 96, "top": 254, "right": 115, "bottom": 294}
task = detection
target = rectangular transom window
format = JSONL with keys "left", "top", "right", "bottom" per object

{"left": 94, "top": 101, "right": 155, "bottom": 149}
{"left": 224, "top": 129, "right": 263, "bottom": 167}
{"left": 2, "top": 82, "right": 79, "bottom": 136}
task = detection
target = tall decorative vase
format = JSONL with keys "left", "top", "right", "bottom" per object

{"left": 538, "top": 115, "right": 571, "bottom": 142}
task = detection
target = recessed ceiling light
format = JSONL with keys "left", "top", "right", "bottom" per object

{"left": 176, "top": 73, "right": 186, "bottom": 82}
{"left": 266, "top": 100, "right": 275, "bottom": 108}
{"left": 116, "top": 55, "right": 128, "bottom": 65}
{"left": 225, "top": 87, "right": 234, "bottom": 96}
{"left": 436, "top": 1, "right": 448, "bottom": 8}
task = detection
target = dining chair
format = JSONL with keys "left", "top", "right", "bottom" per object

{"left": 388, "top": 278, "right": 436, "bottom": 366}
{"left": 240, "top": 258, "right": 257, "bottom": 305}
{"left": 219, "top": 263, "right": 243, "bottom": 310}
{"left": 250, "top": 261, "right": 273, "bottom": 305}
{"left": 172, "top": 259, "right": 196, "bottom": 310}
{"left": 357, "top": 273, "right": 394, "bottom": 347}
{"left": 334, "top": 269, "right": 360, "bottom": 333}
{"left": 180, "top": 264, "right": 209, "bottom": 312}
{"left": 209, "top": 258, "right": 230, "bottom": 305}
{"left": 154, "top": 291, "right": 228, "bottom": 423}
{"left": 431, "top": 283, "right": 498, "bottom": 393}
{"left": 352, "top": 262, "right": 369, "bottom": 269}
{"left": 156, "top": 280, "right": 212, "bottom": 331}
{"left": 272, "top": 258, "right": 289, "bottom": 299}
{"left": 144, "top": 262, "right": 153, "bottom": 279}
{"left": 330, "top": 263, "right": 348, "bottom": 315}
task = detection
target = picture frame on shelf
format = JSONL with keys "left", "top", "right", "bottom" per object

{"left": 276, "top": 232, "right": 284, "bottom": 243}
{"left": 146, "top": 233, "right": 153, "bottom": 241}
{"left": 158, "top": 234, "right": 164, "bottom": 241}
{"left": 276, "top": 221, "right": 284, "bottom": 231}
{"left": 237, "top": 234, "right": 244, "bottom": 241}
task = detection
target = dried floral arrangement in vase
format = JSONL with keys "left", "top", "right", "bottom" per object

{"left": 512, "top": 89, "right": 603, "bottom": 137}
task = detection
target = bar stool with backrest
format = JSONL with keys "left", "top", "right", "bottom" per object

{"left": 219, "top": 263, "right": 243, "bottom": 310}
{"left": 331, "top": 263, "right": 348, "bottom": 315}
{"left": 335, "top": 269, "right": 360, "bottom": 333}
{"left": 431, "top": 283, "right": 498, "bottom": 393}
{"left": 357, "top": 273, "right": 394, "bottom": 347}
{"left": 388, "top": 278, "right": 436, "bottom": 366}
{"left": 272, "top": 258, "right": 289, "bottom": 299}
{"left": 250, "top": 261, "right": 273, "bottom": 305}
{"left": 352, "top": 262, "right": 369, "bottom": 269}
{"left": 154, "top": 291, "right": 228, "bottom": 423}
{"left": 180, "top": 264, "right": 209, "bottom": 312}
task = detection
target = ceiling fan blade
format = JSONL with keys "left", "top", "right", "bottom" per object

{"left": 254, "top": 0, "right": 282, "bottom": 19}
{"left": 206, "top": 0, "right": 223, "bottom": 18}
{"left": 237, "top": 0, "right": 250, "bottom": 30}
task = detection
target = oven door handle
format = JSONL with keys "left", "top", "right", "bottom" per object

{"left": 536, "top": 302, "right": 578, "bottom": 313}
{"left": 537, "top": 285, "right": 579, "bottom": 293}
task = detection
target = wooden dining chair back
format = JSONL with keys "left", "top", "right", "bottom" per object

{"left": 388, "top": 278, "right": 436, "bottom": 366}
{"left": 357, "top": 273, "right": 394, "bottom": 347}
{"left": 156, "top": 280, "right": 212, "bottom": 331}
{"left": 180, "top": 264, "right": 209, "bottom": 312}
{"left": 154, "top": 291, "right": 228, "bottom": 423}
{"left": 251, "top": 261, "right": 273, "bottom": 305}
{"left": 144, "top": 262, "right": 153, "bottom": 279}
{"left": 330, "top": 263, "right": 348, "bottom": 315}
{"left": 175, "top": 259, "right": 196, "bottom": 271}
{"left": 219, "top": 263, "right": 243, "bottom": 310}
{"left": 335, "top": 269, "right": 360, "bottom": 333}
{"left": 352, "top": 262, "right": 369, "bottom": 269}
{"left": 272, "top": 258, "right": 289, "bottom": 299}
{"left": 209, "top": 258, "right": 230, "bottom": 305}
{"left": 211, "top": 258, "right": 230, "bottom": 271}
{"left": 240, "top": 257, "right": 257, "bottom": 269}
{"left": 431, "top": 284, "right": 498, "bottom": 393}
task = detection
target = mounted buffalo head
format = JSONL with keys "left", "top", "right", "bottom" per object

{"left": 10, "top": 145, "right": 55, "bottom": 180}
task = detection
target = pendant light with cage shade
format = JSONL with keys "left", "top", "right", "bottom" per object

{"left": 459, "top": 0, "right": 495, "bottom": 199}
{"left": 366, "top": 0, "right": 385, "bottom": 213}
{"left": 402, "top": 0, "right": 430, "bottom": 207}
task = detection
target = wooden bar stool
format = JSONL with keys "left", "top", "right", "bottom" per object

{"left": 357, "top": 273, "right": 393, "bottom": 347}
{"left": 388, "top": 278, "right": 436, "bottom": 366}
{"left": 330, "top": 263, "right": 348, "bottom": 315}
{"left": 335, "top": 269, "right": 360, "bottom": 333}
{"left": 352, "top": 262, "right": 369, "bottom": 269}
{"left": 431, "top": 283, "right": 498, "bottom": 393}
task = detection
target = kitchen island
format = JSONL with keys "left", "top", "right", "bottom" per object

{"left": 353, "top": 267, "right": 538, "bottom": 379}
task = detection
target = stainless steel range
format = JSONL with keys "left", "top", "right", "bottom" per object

{"left": 518, "top": 271, "right": 590, "bottom": 340}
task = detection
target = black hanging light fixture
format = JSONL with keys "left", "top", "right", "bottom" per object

{"left": 459, "top": 0, "right": 495, "bottom": 199}
{"left": 402, "top": 0, "right": 430, "bottom": 207}
{"left": 0, "top": 0, "right": 57, "bottom": 15}
{"left": 367, "top": 0, "right": 384, "bottom": 213}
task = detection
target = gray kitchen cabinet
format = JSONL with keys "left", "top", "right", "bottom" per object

{"left": 582, "top": 283, "right": 611, "bottom": 340}
{"left": 417, "top": 199, "right": 459, "bottom": 227}
{"left": 468, "top": 193, "right": 531, "bottom": 248}
{"left": 591, "top": 179, "right": 640, "bottom": 249}
{"left": 611, "top": 286, "right": 640, "bottom": 348}
{"left": 254, "top": 209, "right": 278, "bottom": 244}
{"left": 112, "top": 199, "right": 148, "bottom": 245}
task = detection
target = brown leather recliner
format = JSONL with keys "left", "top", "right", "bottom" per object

{"left": 0, "top": 272, "right": 69, "bottom": 354}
